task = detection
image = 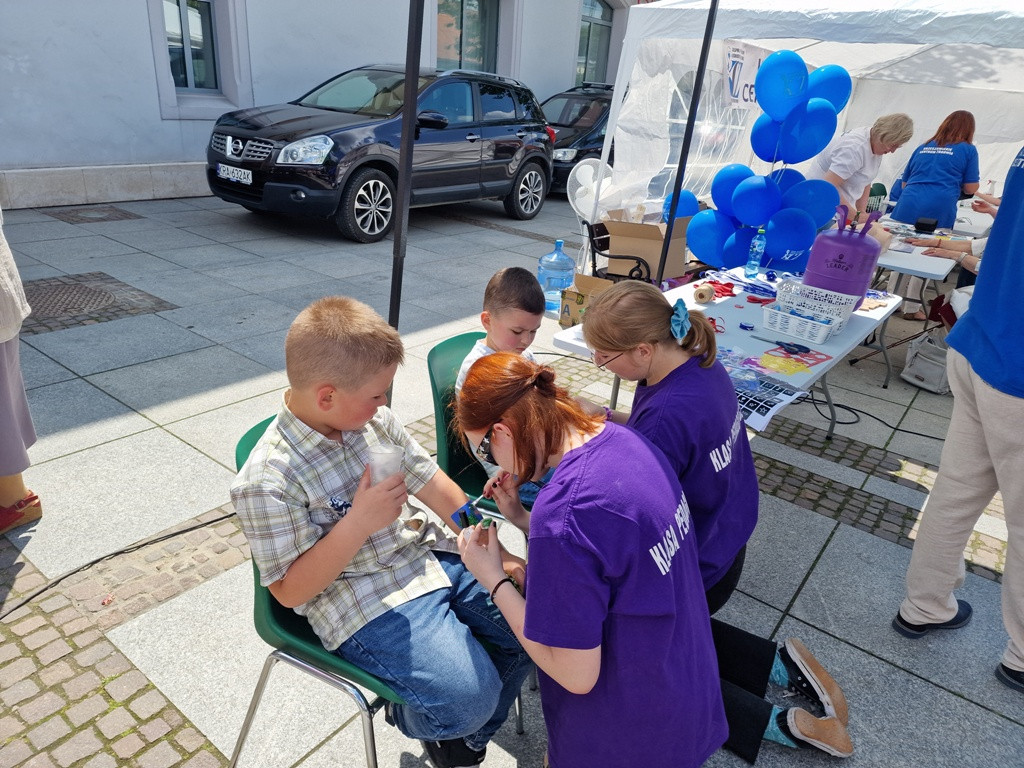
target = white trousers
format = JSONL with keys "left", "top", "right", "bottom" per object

{"left": 901, "top": 348, "right": 1024, "bottom": 671}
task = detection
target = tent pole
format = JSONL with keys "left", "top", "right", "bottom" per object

{"left": 656, "top": 0, "right": 719, "bottom": 285}
{"left": 386, "top": 0, "right": 425, "bottom": 404}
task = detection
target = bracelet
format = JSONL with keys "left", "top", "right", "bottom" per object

{"left": 603, "top": 406, "right": 614, "bottom": 420}
{"left": 490, "top": 576, "right": 516, "bottom": 601}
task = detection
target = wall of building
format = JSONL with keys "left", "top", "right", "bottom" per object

{"left": 0, "top": 0, "right": 628, "bottom": 208}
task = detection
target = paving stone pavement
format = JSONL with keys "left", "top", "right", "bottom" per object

{"left": 1, "top": 195, "right": 1017, "bottom": 766}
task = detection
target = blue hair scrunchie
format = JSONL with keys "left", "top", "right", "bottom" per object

{"left": 670, "top": 299, "right": 691, "bottom": 343}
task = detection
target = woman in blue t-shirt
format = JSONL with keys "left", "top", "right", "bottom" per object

{"left": 455, "top": 352, "right": 728, "bottom": 768}
{"left": 890, "top": 110, "right": 980, "bottom": 318}
{"left": 582, "top": 280, "right": 852, "bottom": 762}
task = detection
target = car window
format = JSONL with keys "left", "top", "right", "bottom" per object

{"left": 542, "top": 95, "right": 608, "bottom": 130}
{"left": 479, "top": 83, "right": 516, "bottom": 122}
{"left": 419, "top": 81, "right": 474, "bottom": 124}
{"left": 512, "top": 88, "right": 545, "bottom": 122}
{"left": 298, "top": 70, "right": 428, "bottom": 117}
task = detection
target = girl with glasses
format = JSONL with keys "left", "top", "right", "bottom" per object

{"left": 455, "top": 351, "right": 727, "bottom": 768}
{"left": 582, "top": 281, "right": 853, "bottom": 761}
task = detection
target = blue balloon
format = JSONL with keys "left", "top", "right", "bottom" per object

{"left": 750, "top": 114, "right": 783, "bottom": 163}
{"left": 807, "top": 64, "right": 852, "bottom": 113}
{"left": 723, "top": 227, "right": 758, "bottom": 270}
{"left": 768, "top": 168, "right": 805, "bottom": 196}
{"left": 764, "top": 208, "right": 817, "bottom": 271}
{"left": 710, "top": 164, "right": 754, "bottom": 218}
{"left": 662, "top": 189, "right": 700, "bottom": 221}
{"left": 731, "top": 175, "right": 783, "bottom": 227}
{"left": 779, "top": 97, "right": 838, "bottom": 164}
{"left": 754, "top": 50, "right": 809, "bottom": 122}
{"left": 686, "top": 209, "right": 737, "bottom": 267}
{"left": 782, "top": 179, "right": 840, "bottom": 229}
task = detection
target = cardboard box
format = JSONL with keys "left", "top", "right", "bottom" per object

{"left": 602, "top": 212, "right": 692, "bottom": 279}
{"left": 559, "top": 273, "right": 615, "bottom": 328}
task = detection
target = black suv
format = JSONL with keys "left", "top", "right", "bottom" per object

{"left": 541, "top": 83, "right": 613, "bottom": 192}
{"left": 206, "top": 66, "right": 554, "bottom": 242}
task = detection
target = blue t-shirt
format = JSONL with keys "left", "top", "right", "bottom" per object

{"left": 947, "top": 145, "right": 1024, "bottom": 398}
{"left": 891, "top": 140, "right": 979, "bottom": 228}
{"left": 628, "top": 357, "right": 759, "bottom": 591}
{"left": 524, "top": 423, "right": 727, "bottom": 768}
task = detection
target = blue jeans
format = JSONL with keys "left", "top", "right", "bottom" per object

{"left": 335, "top": 552, "right": 531, "bottom": 750}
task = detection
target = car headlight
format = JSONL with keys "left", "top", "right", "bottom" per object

{"left": 553, "top": 149, "right": 578, "bottom": 163}
{"left": 277, "top": 135, "right": 334, "bottom": 165}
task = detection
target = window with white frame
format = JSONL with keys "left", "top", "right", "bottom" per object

{"left": 147, "top": 0, "right": 252, "bottom": 120}
{"left": 164, "top": 0, "right": 219, "bottom": 90}
{"left": 577, "top": 0, "right": 612, "bottom": 85}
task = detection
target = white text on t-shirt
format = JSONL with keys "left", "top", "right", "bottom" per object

{"left": 649, "top": 493, "right": 692, "bottom": 576}
{"left": 709, "top": 408, "right": 744, "bottom": 474}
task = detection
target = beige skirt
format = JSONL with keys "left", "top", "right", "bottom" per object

{"left": 0, "top": 336, "right": 36, "bottom": 475}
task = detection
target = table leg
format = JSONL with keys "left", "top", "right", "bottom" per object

{"left": 610, "top": 375, "right": 621, "bottom": 410}
{"left": 877, "top": 317, "right": 893, "bottom": 388}
{"left": 818, "top": 373, "right": 838, "bottom": 440}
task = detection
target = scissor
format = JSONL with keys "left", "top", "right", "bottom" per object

{"left": 751, "top": 336, "right": 811, "bottom": 355}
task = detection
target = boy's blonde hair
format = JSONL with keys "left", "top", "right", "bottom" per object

{"left": 285, "top": 296, "right": 404, "bottom": 390}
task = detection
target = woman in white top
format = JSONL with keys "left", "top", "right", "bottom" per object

{"left": 805, "top": 113, "right": 914, "bottom": 220}
{"left": 0, "top": 205, "right": 42, "bottom": 535}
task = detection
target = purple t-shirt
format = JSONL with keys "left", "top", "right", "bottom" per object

{"left": 628, "top": 357, "right": 759, "bottom": 591}
{"left": 524, "top": 423, "right": 727, "bottom": 768}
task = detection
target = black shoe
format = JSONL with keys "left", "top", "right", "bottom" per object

{"left": 421, "top": 738, "right": 486, "bottom": 768}
{"left": 779, "top": 637, "right": 849, "bottom": 725}
{"left": 996, "top": 664, "right": 1024, "bottom": 694}
{"left": 892, "top": 599, "right": 972, "bottom": 639}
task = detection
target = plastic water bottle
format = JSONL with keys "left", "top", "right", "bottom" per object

{"left": 744, "top": 228, "right": 766, "bottom": 278}
{"left": 537, "top": 239, "right": 575, "bottom": 312}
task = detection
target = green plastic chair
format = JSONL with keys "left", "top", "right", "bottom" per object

{"left": 229, "top": 417, "right": 405, "bottom": 768}
{"left": 426, "top": 331, "right": 502, "bottom": 514}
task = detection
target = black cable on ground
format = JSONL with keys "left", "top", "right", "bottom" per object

{"left": 797, "top": 391, "right": 945, "bottom": 441}
{"left": 0, "top": 510, "right": 236, "bottom": 622}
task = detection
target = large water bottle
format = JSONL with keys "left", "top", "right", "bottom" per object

{"left": 744, "top": 228, "right": 766, "bottom": 278}
{"left": 537, "top": 239, "right": 575, "bottom": 312}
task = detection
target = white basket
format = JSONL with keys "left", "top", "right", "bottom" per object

{"left": 763, "top": 280, "right": 861, "bottom": 343}
{"left": 762, "top": 302, "right": 836, "bottom": 343}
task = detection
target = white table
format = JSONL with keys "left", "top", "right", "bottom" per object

{"left": 553, "top": 279, "right": 902, "bottom": 437}
{"left": 951, "top": 202, "right": 993, "bottom": 238}
{"left": 876, "top": 242, "right": 956, "bottom": 316}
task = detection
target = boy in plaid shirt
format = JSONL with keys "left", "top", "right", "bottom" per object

{"left": 231, "top": 297, "right": 529, "bottom": 768}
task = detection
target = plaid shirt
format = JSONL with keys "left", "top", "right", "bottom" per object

{"left": 231, "top": 403, "right": 459, "bottom": 650}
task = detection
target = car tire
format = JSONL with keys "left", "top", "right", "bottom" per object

{"left": 335, "top": 167, "right": 396, "bottom": 243}
{"left": 503, "top": 161, "right": 547, "bottom": 220}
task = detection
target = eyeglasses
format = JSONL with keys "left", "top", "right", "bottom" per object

{"left": 591, "top": 350, "right": 624, "bottom": 370}
{"left": 475, "top": 425, "right": 497, "bottom": 465}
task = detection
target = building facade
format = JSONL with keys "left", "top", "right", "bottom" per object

{"left": 0, "top": 0, "right": 641, "bottom": 209}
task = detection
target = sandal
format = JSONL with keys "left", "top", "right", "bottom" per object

{"left": 0, "top": 491, "right": 43, "bottom": 536}
{"left": 899, "top": 311, "right": 927, "bottom": 321}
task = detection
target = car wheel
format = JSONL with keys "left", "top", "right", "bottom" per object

{"left": 503, "top": 162, "right": 546, "bottom": 220}
{"left": 335, "top": 167, "right": 396, "bottom": 243}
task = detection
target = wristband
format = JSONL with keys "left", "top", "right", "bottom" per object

{"left": 490, "top": 576, "right": 516, "bottom": 601}
{"left": 603, "top": 406, "right": 614, "bottom": 419}
{"left": 956, "top": 253, "right": 966, "bottom": 265}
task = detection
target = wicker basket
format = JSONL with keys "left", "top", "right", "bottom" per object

{"left": 763, "top": 281, "right": 861, "bottom": 343}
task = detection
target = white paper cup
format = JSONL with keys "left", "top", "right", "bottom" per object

{"left": 368, "top": 444, "right": 404, "bottom": 485}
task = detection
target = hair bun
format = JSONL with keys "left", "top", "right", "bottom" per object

{"left": 529, "top": 366, "right": 557, "bottom": 394}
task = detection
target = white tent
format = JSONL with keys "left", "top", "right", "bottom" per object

{"left": 600, "top": 0, "right": 1024, "bottom": 210}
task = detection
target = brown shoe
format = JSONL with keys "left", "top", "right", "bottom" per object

{"left": 0, "top": 491, "right": 42, "bottom": 536}
{"left": 781, "top": 637, "right": 849, "bottom": 725}
{"left": 787, "top": 708, "right": 853, "bottom": 758}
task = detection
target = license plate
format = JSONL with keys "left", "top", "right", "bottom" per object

{"left": 217, "top": 164, "right": 252, "bottom": 185}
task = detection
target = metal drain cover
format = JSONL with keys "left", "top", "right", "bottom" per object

{"left": 25, "top": 282, "right": 116, "bottom": 318}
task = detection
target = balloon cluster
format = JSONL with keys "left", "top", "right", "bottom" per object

{"left": 688, "top": 51, "right": 852, "bottom": 271}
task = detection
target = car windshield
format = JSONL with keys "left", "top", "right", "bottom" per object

{"left": 542, "top": 94, "right": 608, "bottom": 130}
{"left": 296, "top": 70, "right": 429, "bottom": 117}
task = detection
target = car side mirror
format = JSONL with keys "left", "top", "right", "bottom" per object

{"left": 417, "top": 111, "right": 449, "bottom": 130}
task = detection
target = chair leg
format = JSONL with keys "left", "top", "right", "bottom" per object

{"left": 228, "top": 652, "right": 281, "bottom": 767}
{"left": 229, "top": 649, "right": 383, "bottom": 768}
{"left": 515, "top": 687, "right": 524, "bottom": 735}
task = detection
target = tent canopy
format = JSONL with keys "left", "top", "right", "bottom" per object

{"left": 598, "top": 0, "right": 1024, "bottom": 213}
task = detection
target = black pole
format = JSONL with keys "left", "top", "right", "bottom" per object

{"left": 656, "top": 0, "right": 719, "bottom": 285}
{"left": 388, "top": 0, "right": 425, "bottom": 331}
